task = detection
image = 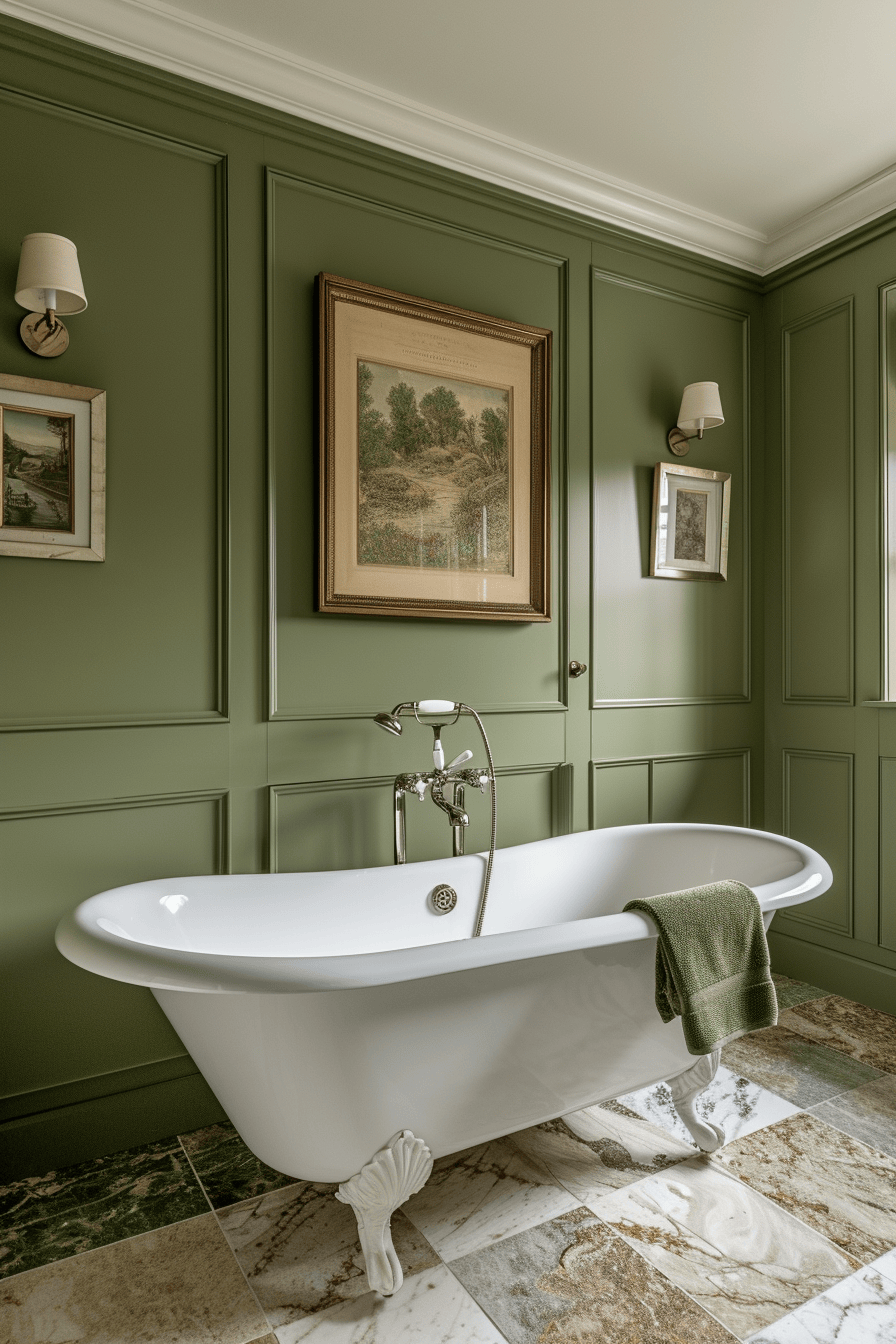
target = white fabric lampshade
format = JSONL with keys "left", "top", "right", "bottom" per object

{"left": 677, "top": 381, "right": 723, "bottom": 435}
{"left": 15, "top": 233, "right": 87, "bottom": 314}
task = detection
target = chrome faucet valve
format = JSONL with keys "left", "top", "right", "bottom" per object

{"left": 374, "top": 698, "right": 497, "bottom": 937}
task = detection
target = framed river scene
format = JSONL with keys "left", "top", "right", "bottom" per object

{"left": 0, "top": 373, "right": 105, "bottom": 561}
{"left": 649, "top": 461, "right": 731, "bottom": 581}
{"left": 317, "top": 274, "right": 551, "bottom": 620}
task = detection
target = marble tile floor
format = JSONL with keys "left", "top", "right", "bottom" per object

{"left": 1, "top": 977, "right": 895, "bottom": 1343}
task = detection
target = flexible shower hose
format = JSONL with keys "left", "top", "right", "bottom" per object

{"left": 463, "top": 704, "right": 497, "bottom": 938}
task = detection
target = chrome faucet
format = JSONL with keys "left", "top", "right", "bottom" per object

{"left": 373, "top": 700, "right": 497, "bottom": 937}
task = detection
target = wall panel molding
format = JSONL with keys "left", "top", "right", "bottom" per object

{"left": 0, "top": 91, "right": 229, "bottom": 733}
{"left": 783, "top": 748, "right": 853, "bottom": 935}
{"left": 269, "top": 763, "right": 564, "bottom": 873}
{"left": 266, "top": 167, "right": 570, "bottom": 721}
{"left": 591, "top": 272, "right": 751, "bottom": 708}
{"left": 879, "top": 756, "right": 896, "bottom": 951}
{"left": 880, "top": 280, "right": 896, "bottom": 702}
{"left": 0, "top": 787, "right": 232, "bottom": 871}
{"left": 782, "top": 298, "right": 855, "bottom": 706}
{"left": 591, "top": 748, "right": 750, "bottom": 829}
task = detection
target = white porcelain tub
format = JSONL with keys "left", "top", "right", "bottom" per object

{"left": 57, "top": 822, "right": 830, "bottom": 1185}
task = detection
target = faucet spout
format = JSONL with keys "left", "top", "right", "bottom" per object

{"left": 430, "top": 778, "right": 468, "bottom": 827}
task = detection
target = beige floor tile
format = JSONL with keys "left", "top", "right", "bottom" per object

{"left": 723, "top": 1025, "right": 882, "bottom": 1106}
{"left": 715, "top": 1111, "right": 896, "bottom": 1262}
{"left": 401, "top": 1136, "right": 578, "bottom": 1261}
{"left": 217, "top": 1182, "right": 437, "bottom": 1329}
{"left": 0, "top": 1213, "right": 269, "bottom": 1344}
{"left": 587, "top": 1156, "right": 857, "bottom": 1338}
{"left": 780, "top": 997, "right": 896, "bottom": 1075}
{"left": 449, "top": 1205, "right": 740, "bottom": 1344}
{"left": 509, "top": 1102, "right": 695, "bottom": 1204}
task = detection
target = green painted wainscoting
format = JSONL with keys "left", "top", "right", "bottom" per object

{"left": 762, "top": 224, "right": 896, "bottom": 1015}
{"left": 1, "top": 11, "right": 854, "bottom": 1183}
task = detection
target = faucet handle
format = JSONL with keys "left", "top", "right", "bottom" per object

{"left": 444, "top": 750, "right": 474, "bottom": 774}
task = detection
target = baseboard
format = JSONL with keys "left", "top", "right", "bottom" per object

{"left": 768, "top": 929, "right": 896, "bottom": 1014}
{"left": 0, "top": 1069, "right": 225, "bottom": 1182}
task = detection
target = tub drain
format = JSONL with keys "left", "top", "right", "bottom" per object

{"left": 430, "top": 884, "right": 457, "bottom": 915}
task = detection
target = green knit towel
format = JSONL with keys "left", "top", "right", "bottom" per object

{"left": 623, "top": 879, "right": 778, "bottom": 1056}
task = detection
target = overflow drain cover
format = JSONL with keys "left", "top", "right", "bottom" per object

{"left": 430, "top": 884, "right": 458, "bottom": 915}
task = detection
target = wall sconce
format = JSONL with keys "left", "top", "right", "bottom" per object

{"left": 14, "top": 233, "right": 87, "bottom": 358}
{"left": 667, "top": 381, "right": 724, "bottom": 456}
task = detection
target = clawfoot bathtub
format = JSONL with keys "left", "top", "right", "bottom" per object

{"left": 57, "top": 822, "right": 831, "bottom": 1295}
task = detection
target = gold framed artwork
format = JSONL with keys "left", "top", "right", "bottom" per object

{"left": 317, "top": 273, "right": 551, "bottom": 621}
{"left": 0, "top": 372, "right": 105, "bottom": 561}
{"left": 650, "top": 461, "right": 731, "bottom": 581}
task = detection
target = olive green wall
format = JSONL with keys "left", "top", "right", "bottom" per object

{"left": 0, "top": 17, "right": 765, "bottom": 1180}
{"left": 763, "top": 224, "right": 896, "bottom": 1013}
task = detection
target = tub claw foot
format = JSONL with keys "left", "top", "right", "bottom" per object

{"left": 666, "top": 1048, "right": 724, "bottom": 1152}
{"left": 336, "top": 1129, "right": 433, "bottom": 1296}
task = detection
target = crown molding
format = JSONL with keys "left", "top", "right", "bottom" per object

{"left": 2, "top": 0, "right": 896, "bottom": 278}
{"left": 763, "top": 159, "right": 896, "bottom": 274}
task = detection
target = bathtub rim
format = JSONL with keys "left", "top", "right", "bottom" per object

{"left": 55, "top": 822, "right": 832, "bottom": 995}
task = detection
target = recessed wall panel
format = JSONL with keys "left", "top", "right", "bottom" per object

{"left": 0, "top": 793, "right": 225, "bottom": 1099}
{"left": 271, "top": 765, "right": 558, "bottom": 874}
{"left": 783, "top": 750, "right": 853, "bottom": 934}
{"left": 591, "top": 761, "right": 650, "bottom": 829}
{"left": 269, "top": 173, "right": 565, "bottom": 718}
{"left": 592, "top": 274, "right": 749, "bottom": 706}
{"left": 879, "top": 757, "right": 896, "bottom": 951}
{"left": 652, "top": 751, "right": 748, "bottom": 826}
{"left": 0, "top": 98, "right": 225, "bottom": 727}
{"left": 783, "top": 302, "right": 854, "bottom": 703}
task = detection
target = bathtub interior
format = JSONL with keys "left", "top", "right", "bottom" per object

{"left": 86, "top": 824, "right": 807, "bottom": 960}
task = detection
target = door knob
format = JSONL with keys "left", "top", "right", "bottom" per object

{"left": 569, "top": 661, "right": 588, "bottom": 678}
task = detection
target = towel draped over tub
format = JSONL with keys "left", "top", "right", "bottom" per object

{"left": 623, "top": 878, "right": 778, "bottom": 1055}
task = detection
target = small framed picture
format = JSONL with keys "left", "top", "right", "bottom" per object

{"left": 650, "top": 461, "right": 731, "bottom": 581}
{"left": 317, "top": 273, "right": 551, "bottom": 621}
{"left": 0, "top": 373, "right": 104, "bottom": 561}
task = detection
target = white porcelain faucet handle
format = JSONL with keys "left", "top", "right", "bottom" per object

{"left": 445, "top": 750, "right": 474, "bottom": 773}
{"left": 417, "top": 700, "right": 456, "bottom": 714}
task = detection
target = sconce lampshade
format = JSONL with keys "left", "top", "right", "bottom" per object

{"left": 15, "top": 233, "right": 87, "bottom": 314}
{"left": 677, "top": 381, "right": 724, "bottom": 436}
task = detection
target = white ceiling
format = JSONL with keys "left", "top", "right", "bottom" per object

{"left": 6, "top": 0, "right": 896, "bottom": 273}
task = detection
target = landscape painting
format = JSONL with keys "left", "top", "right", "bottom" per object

{"left": 673, "top": 488, "right": 708, "bottom": 562}
{"left": 357, "top": 360, "right": 511, "bottom": 573}
{"left": 318, "top": 272, "right": 551, "bottom": 620}
{"left": 2, "top": 405, "right": 74, "bottom": 532}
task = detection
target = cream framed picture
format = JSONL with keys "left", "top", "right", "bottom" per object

{"left": 650, "top": 461, "right": 731, "bottom": 581}
{"left": 0, "top": 372, "right": 105, "bottom": 561}
{"left": 317, "top": 273, "right": 551, "bottom": 621}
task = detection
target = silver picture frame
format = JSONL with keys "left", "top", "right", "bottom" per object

{"left": 0, "top": 372, "right": 105, "bottom": 562}
{"left": 650, "top": 461, "right": 731, "bottom": 581}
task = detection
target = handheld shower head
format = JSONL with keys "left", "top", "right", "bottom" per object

{"left": 373, "top": 701, "right": 458, "bottom": 737}
{"left": 373, "top": 711, "right": 403, "bottom": 736}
